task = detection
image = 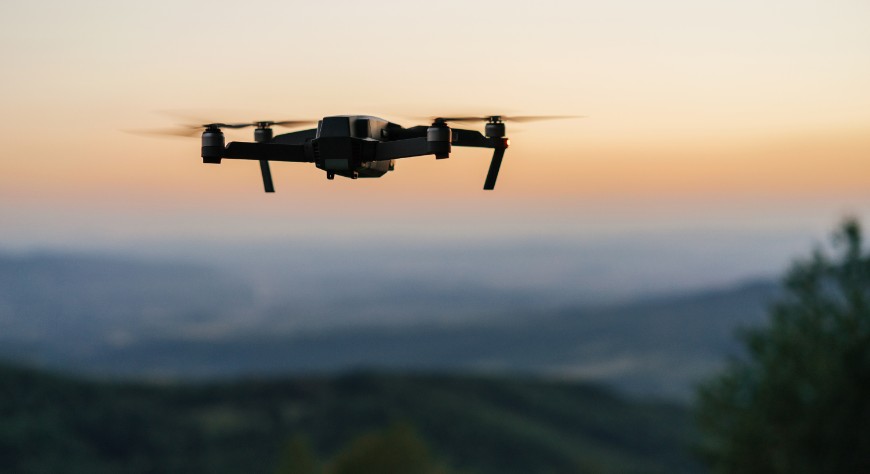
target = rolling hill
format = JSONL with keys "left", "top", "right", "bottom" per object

{"left": 0, "top": 252, "right": 779, "bottom": 400}
{"left": 0, "top": 362, "right": 700, "bottom": 473}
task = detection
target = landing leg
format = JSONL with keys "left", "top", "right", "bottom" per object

{"left": 483, "top": 148, "right": 505, "bottom": 190}
{"left": 259, "top": 160, "right": 275, "bottom": 193}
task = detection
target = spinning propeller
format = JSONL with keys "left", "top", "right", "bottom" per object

{"left": 429, "top": 115, "right": 582, "bottom": 124}
{"left": 424, "top": 115, "right": 582, "bottom": 190}
{"left": 132, "top": 119, "right": 316, "bottom": 193}
{"left": 136, "top": 119, "right": 317, "bottom": 137}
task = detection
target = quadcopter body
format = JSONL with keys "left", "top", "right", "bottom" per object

{"left": 200, "top": 115, "right": 511, "bottom": 192}
{"left": 148, "top": 113, "right": 579, "bottom": 192}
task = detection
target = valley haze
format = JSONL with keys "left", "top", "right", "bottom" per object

{"left": 0, "top": 228, "right": 801, "bottom": 400}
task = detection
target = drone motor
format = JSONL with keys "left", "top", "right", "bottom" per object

{"left": 484, "top": 117, "right": 506, "bottom": 138}
{"left": 253, "top": 123, "right": 274, "bottom": 143}
{"left": 201, "top": 126, "right": 225, "bottom": 164}
{"left": 427, "top": 120, "right": 452, "bottom": 159}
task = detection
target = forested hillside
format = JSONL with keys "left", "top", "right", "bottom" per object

{"left": 0, "top": 363, "right": 700, "bottom": 473}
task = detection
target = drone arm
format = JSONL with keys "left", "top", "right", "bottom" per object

{"left": 450, "top": 128, "right": 495, "bottom": 148}
{"left": 222, "top": 142, "right": 313, "bottom": 162}
{"left": 374, "top": 137, "right": 431, "bottom": 160}
{"left": 449, "top": 128, "right": 509, "bottom": 190}
{"left": 373, "top": 130, "right": 508, "bottom": 188}
{"left": 271, "top": 128, "right": 317, "bottom": 145}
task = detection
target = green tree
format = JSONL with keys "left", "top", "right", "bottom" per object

{"left": 696, "top": 219, "right": 870, "bottom": 473}
{"left": 327, "top": 422, "right": 451, "bottom": 474}
{"left": 275, "top": 435, "right": 320, "bottom": 474}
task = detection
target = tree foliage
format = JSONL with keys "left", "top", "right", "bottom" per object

{"left": 327, "top": 422, "right": 451, "bottom": 474}
{"left": 273, "top": 423, "right": 452, "bottom": 474}
{"left": 0, "top": 366, "right": 696, "bottom": 474}
{"left": 696, "top": 219, "right": 870, "bottom": 473}
{"left": 275, "top": 435, "right": 320, "bottom": 474}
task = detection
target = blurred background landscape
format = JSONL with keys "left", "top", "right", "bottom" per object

{"left": 1, "top": 240, "right": 782, "bottom": 401}
{"left": 2, "top": 0, "right": 869, "bottom": 472}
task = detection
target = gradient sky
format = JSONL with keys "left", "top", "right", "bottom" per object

{"left": 1, "top": 0, "right": 869, "bottom": 256}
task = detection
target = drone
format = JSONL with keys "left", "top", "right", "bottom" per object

{"left": 154, "top": 115, "right": 575, "bottom": 192}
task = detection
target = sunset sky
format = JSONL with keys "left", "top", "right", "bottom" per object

{"left": 2, "top": 0, "right": 869, "bottom": 266}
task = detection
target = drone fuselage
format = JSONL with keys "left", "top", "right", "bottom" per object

{"left": 203, "top": 115, "right": 508, "bottom": 191}
{"left": 309, "top": 116, "right": 395, "bottom": 179}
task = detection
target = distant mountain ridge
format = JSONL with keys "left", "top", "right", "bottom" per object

{"left": 0, "top": 252, "right": 253, "bottom": 340}
{"left": 0, "top": 252, "right": 780, "bottom": 400}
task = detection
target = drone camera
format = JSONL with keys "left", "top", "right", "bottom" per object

{"left": 201, "top": 127, "right": 225, "bottom": 164}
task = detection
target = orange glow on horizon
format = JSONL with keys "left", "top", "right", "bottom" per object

{"left": 2, "top": 0, "right": 870, "bottom": 244}
{"left": 4, "top": 124, "right": 869, "bottom": 208}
